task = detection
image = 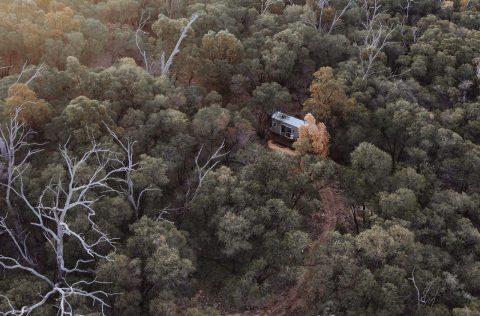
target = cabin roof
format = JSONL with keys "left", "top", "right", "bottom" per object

{"left": 272, "top": 111, "right": 305, "bottom": 128}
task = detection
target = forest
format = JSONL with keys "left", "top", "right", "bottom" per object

{"left": 1, "top": 0, "right": 480, "bottom": 315}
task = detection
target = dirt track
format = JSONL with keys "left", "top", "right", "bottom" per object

{"left": 230, "top": 187, "right": 352, "bottom": 316}
{"left": 267, "top": 140, "right": 299, "bottom": 156}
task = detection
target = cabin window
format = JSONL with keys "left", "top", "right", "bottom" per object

{"left": 281, "top": 125, "right": 292, "bottom": 138}
{"left": 272, "top": 121, "right": 277, "bottom": 127}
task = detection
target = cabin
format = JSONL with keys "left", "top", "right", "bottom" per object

{"left": 270, "top": 111, "right": 305, "bottom": 141}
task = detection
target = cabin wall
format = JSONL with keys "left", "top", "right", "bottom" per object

{"left": 270, "top": 119, "right": 300, "bottom": 140}
{"left": 291, "top": 126, "right": 300, "bottom": 139}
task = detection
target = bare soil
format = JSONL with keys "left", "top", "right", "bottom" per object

{"left": 267, "top": 140, "right": 299, "bottom": 156}
{"left": 229, "top": 186, "right": 354, "bottom": 316}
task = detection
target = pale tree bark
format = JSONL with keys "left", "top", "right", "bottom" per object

{"left": 14, "top": 62, "right": 46, "bottom": 87}
{"left": 0, "top": 106, "right": 43, "bottom": 210}
{"left": 261, "top": 0, "right": 276, "bottom": 14}
{"left": 135, "top": 12, "right": 199, "bottom": 76}
{"left": 135, "top": 11, "right": 152, "bottom": 74}
{"left": 408, "top": 269, "right": 440, "bottom": 308}
{"left": 399, "top": 0, "right": 416, "bottom": 47}
{"left": 189, "top": 140, "right": 229, "bottom": 202}
{"left": 401, "top": 0, "right": 415, "bottom": 20}
{"left": 301, "top": 0, "right": 354, "bottom": 34}
{"left": 0, "top": 137, "right": 131, "bottom": 315}
{"left": 318, "top": 0, "right": 329, "bottom": 31}
{"left": 157, "top": 141, "right": 228, "bottom": 221}
{"left": 359, "top": 0, "right": 396, "bottom": 81}
{"left": 0, "top": 216, "right": 34, "bottom": 267}
{"left": 328, "top": 0, "right": 354, "bottom": 34}
{"left": 160, "top": 13, "right": 198, "bottom": 76}
{"left": 106, "top": 125, "right": 159, "bottom": 220}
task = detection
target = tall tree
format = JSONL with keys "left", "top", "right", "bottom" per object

{"left": 303, "top": 66, "right": 355, "bottom": 127}
{"left": 0, "top": 138, "right": 134, "bottom": 315}
{"left": 294, "top": 113, "right": 330, "bottom": 158}
{"left": 4, "top": 83, "right": 52, "bottom": 131}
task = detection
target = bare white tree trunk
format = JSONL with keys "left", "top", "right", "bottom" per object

{"left": 359, "top": 0, "right": 396, "bottom": 81}
{"left": 0, "top": 137, "right": 131, "bottom": 315}
{"left": 399, "top": 0, "right": 416, "bottom": 46}
{"left": 2, "top": 64, "right": 47, "bottom": 205}
{"left": 157, "top": 141, "right": 228, "bottom": 221}
{"left": 318, "top": 0, "right": 328, "bottom": 31}
{"left": 0, "top": 216, "right": 34, "bottom": 266}
{"left": 408, "top": 269, "right": 440, "bottom": 308}
{"left": 160, "top": 13, "right": 199, "bottom": 76}
{"left": 328, "top": 0, "right": 354, "bottom": 34}
{"left": 106, "top": 126, "right": 159, "bottom": 220}
{"left": 135, "top": 13, "right": 199, "bottom": 76}
{"left": 261, "top": 0, "right": 276, "bottom": 14}
{"left": 135, "top": 12, "right": 152, "bottom": 74}
{"left": 0, "top": 107, "right": 42, "bottom": 210}
{"left": 301, "top": 0, "right": 353, "bottom": 33}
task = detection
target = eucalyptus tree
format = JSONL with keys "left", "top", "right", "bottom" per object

{"left": 0, "top": 138, "right": 134, "bottom": 315}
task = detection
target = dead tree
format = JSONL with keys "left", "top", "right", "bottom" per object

{"left": 359, "top": 0, "right": 396, "bottom": 81}
{"left": 135, "top": 11, "right": 152, "bottom": 74}
{"left": 0, "top": 138, "right": 130, "bottom": 315}
{"left": 106, "top": 126, "right": 159, "bottom": 220}
{"left": 0, "top": 106, "right": 42, "bottom": 210}
{"left": 301, "top": 0, "right": 354, "bottom": 34}
{"left": 0, "top": 215, "right": 34, "bottom": 267}
{"left": 328, "top": 0, "right": 354, "bottom": 33}
{"left": 135, "top": 12, "right": 199, "bottom": 76}
{"left": 157, "top": 141, "right": 228, "bottom": 221}
{"left": 408, "top": 269, "right": 440, "bottom": 308}
{"left": 399, "top": 0, "right": 416, "bottom": 47}
{"left": 261, "top": 0, "right": 276, "bottom": 14}
{"left": 15, "top": 62, "right": 46, "bottom": 86}
{"left": 159, "top": 13, "right": 198, "bottom": 76}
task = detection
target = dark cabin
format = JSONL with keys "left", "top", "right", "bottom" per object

{"left": 270, "top": 111, "right": 306, "bottom": 141}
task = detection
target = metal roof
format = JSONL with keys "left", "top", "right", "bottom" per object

{"left": 272, "top": 111, "right": 305, "bottom": 128}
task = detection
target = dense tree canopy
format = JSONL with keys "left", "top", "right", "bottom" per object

{"left": 1, "top": 0, "right": 480, "bottom": 315}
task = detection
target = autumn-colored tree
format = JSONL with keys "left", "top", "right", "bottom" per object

{"left": 18, "top": 20, "right": 45, "bottom": 63}
{"left": 5, "top": 83, "right": 52, "bottom": 130}
{"left": 303, "top": 66, "right": 355, "bottom": 126}
{"left": 202, "top": 30, "right": 244, "bottom": 64}
{"left": 459, "top": 0, "right": 472, "bottom": 10}
{"left": 34, "top": 0, "right": 57, "bottom": 12}
{"left": 294, "top": 113, "right": 330, "bottom": 158}
{"left": 45, "top": 7, "right": 80, "bottom": 38}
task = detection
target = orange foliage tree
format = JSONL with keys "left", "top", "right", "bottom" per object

{"left": 202, "top": 30, "right": 244, "bottom": 64}
{"left": 294, "top": 113, "right": 330, "bottom": 158}
{"left": 303, "top": 66, "right": 355, "bottom": 127}
{"left": 5, "top": 83, "right": 52, "bottom": 130}
{"left": 45, "top": 7, "right": 80, "bottom": 38}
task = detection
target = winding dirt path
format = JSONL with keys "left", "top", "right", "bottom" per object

{"left": 230, "top": 187, "right": 352, "bottom": 316}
